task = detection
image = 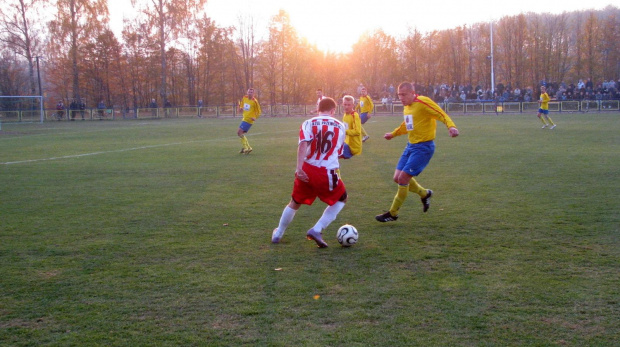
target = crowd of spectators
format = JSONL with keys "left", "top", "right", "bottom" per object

{"left": 376, "top": 79, "right": 620, "bottom": 104}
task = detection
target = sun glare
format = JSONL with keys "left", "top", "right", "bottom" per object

{"left": 284, "top": 2, "right": 369, "bottom": 53}
{"left": 110, "top": 0, "right": 614, "bottom": 55}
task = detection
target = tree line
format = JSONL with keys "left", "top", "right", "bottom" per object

{"left": 1, "top": 0, "right": 618, "bottom": 109}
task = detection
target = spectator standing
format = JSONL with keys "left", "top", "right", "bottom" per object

{"left": 97, "top": 100, "right": 106, "bottom": 120}
{"left": 56, "top": 100, "right": 65, "bottom": 121}
{"left": 164, "top": 100, "right": 172, "bottom": 117}
{"left": 79, "top": 99, "right": 86, "bottom": 120}
{"left": 149, "top": 98, "right": 158, "bottom": 118}
{"left": 585, "top": 78, "right": 593, "bottom": 92}
{"left": 69, "top": 99, "right": 78, "bottom": 121}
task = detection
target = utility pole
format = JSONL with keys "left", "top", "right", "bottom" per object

{"left": 36, "top": 56, "right": 44, "bottom": 123}
{"left": 490, "top": 22, "right": 495, "bottom": 94}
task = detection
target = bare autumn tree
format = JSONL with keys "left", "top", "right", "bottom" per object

{"left": 0, "top": 0, "right": 45, "bottom": 96}
{"left": 257, "top": 10, "right": 296, "bottom": 105}
{"left": 82, "top": 28, "right": 124, "bottom": 107}
{"left": 598, "top": 8, "right": 619, "bottom": 82}
{"left": 582, "top": 12, "right": 601, "bottom": 82}
{"left": 446, "top": 26, "right": 468, "bottom": 87}
{"left": 321, "top": 51, "right": 354, "bottom": 101}
{"left": 135, "top": 0, "right": 207, "bottom": 105}
{"left": 48, "top": 0, "right": 108, "bottom": 102}
{"left": 258, "top": 24, "right": 280, "bottom": 105}
{"left": 526, "top": 14, "right": 548, "bottom": 86}
{"left": 194, "top": 16, "right": 235, "bottom": 105}
{"left": 401, "top": 28, "right": 425, "bottom": 83}
{"left": 122, "top": 17, "right": 158, "bottom": 108}
{"left": 422, "top": 31, "right": 441, "bottom": 87}
{"left": 236, "top": 14, "right": 256, "bottom": 91}
{"left": 496, "top": 14, "right": 530, "bottom": 89}
{"left": 0, "top": 51, "right": 29, "bottom": 96}
{"left": 265, "top": 10, "right": 299, "bottom": 104}
{"left": 351, "top": 29, "right": 399, "bottom": 95}
{"left": 469, "top": 23, "right": 492, "bottom": 91}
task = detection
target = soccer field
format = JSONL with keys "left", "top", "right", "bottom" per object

{"left": 1, "top": 113, "right": 618, "bottom": 345}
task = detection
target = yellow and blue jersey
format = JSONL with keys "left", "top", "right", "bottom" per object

{"left": 539, "top": 93, "right": 550, "bottom": 110}
{"left": 343, "top": 111, "right": 362, "bottom": 156}
{"left": 356, "top": 95, "right": 374, "bottom": 114}
{"left": 239, "top": 96, "right": 261, "bottom": 123}
{"left": 391, "top": 95, "right": 456, "bottom": 144}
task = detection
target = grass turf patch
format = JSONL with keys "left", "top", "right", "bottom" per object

{"left": 1, "top": 114, "right": 618, "bottom": 345}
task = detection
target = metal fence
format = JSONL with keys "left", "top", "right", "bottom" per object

{"left": 1, "top": 100, "right": 619, "bottom": 123}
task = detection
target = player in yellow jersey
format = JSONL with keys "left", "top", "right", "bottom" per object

{"left": 340, "top": 95, "right": 363, "bottom": 159}
{"left": 237, "top": 88, "right": 262, "bottom": 154}
{"left": 376, "top": 82, "right": 459, "bottom": 222}
{"left": 355, "top": 87, "right": 373, "bottom": 142}
{"left": 537, "top": 86, "right": 556, "bottom": 129}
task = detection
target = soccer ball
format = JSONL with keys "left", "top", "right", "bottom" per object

{"left": 337, "top": 224, "right": 358, "bottom": 247}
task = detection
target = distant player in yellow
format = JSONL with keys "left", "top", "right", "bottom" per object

{"left": 376, "top": 82, "right": 459, "bottom": 223}
{"left": 355, "top": 87, "right": 373, "bottom": 142}
{"left": 537, "top": 86, "right": 556, "bottom": 129}
{"left": 340, "top": 95, "right": 362, "bottom": 159}
{"left": 237, "top": 88, "right": 261, "bottom": 154}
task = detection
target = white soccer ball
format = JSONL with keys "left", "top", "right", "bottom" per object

{"left": 337, "top": 224, "right": 358, "bottom": 247}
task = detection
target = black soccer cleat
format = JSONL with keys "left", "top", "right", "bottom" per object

{"left": 421, "top": 189, "right": 433, "bottom": 212}
{"left": 375, "top": 211, "right": 398, "bottom": 222}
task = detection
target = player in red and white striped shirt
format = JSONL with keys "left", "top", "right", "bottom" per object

{"left": 272, "top": 97, "right": 347, "bottom": 248}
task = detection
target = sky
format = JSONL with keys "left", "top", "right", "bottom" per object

{"left": 109, "top": 0, "right": 614, "bottom": 53}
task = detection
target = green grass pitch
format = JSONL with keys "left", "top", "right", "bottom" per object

{"left": 1, "top": 113, "right": 618, "bottom": 345}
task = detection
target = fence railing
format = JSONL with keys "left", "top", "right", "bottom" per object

{"left": 1, "top": 100, "right": 618, "bottom": 123}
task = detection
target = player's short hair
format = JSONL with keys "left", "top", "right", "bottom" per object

{"left": 318, "top": 97, "right": 337, "bottom": 112}
{"left": 317, "top": 88, "right": 323, "bottom": 92}
{"left": 398, "top": 82, "right": 414, "bottom": 92}
{"left": 342, "top": 95, "right": 355, "bottom": 103}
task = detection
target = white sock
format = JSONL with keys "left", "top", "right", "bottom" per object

{"left": 276, "top": 206, "right": 297, "bottom": 234}
{"left": 311, "top": 201, "right": 345, "bottom": 232}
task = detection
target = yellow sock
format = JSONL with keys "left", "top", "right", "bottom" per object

{"left": 241, "top": 135, "right": 250, "bottom": 149}
{"left": 408, "top": 178, "right": 427, "bottom": 198}
{"left": 389, "top": 184, "right": 409, "bottom": 216}
{"left": 539, "top": 116, "right": 548, "bottom": 125}
{"left": 546, "top": 116, "right": 555, "bottom": 126}
{"left": 361, "top": 126, "right": 368, "bottom": 137}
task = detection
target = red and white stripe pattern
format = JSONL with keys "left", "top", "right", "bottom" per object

{"left": 299, "top": 115, "right": 345, "bottom": 170}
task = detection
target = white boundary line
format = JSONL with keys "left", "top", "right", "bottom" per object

{"left": 1, "top": 130, "right": 296, "bottom": 165}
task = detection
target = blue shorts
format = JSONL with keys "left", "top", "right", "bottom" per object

{"left": 340, "top": 144, "right": 353, "bottom": 159}
{"left": 239, "top": 121, "right": 252, "bottom": 132}
{"left": 538, "top": 108, "right": 549, "bottom": 115}
{"left": 360, "top": 112, "right": 369, "bottom": 124}
{"left": 396, "top": 141, "right": 435, "bottom": 176}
